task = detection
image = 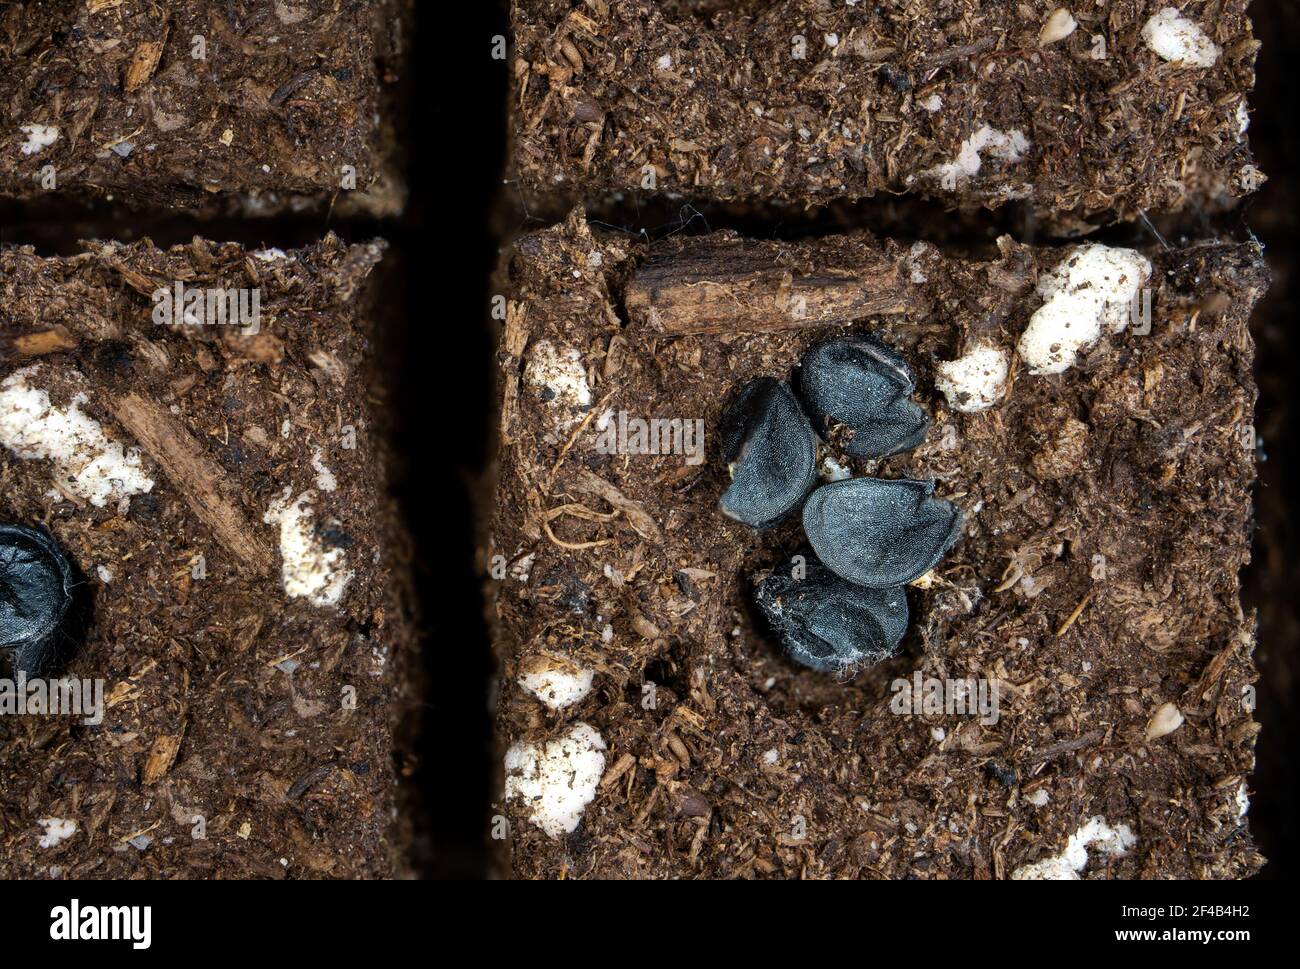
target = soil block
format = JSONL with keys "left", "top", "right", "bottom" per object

{"left": 511, "top": 0, "right": 1260, "bottom": 228}
{"left": 0, "top": 0, "right": 408, "bottom": 216}
{"left": 490, "top": 209, "right": 1266, "bottom": 879}
{"left": 0, "top": 235, "right": 414, "bottom": 878}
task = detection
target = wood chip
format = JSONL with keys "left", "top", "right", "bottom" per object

{"left": 600, "top": 752, "right": 637, "bottom": 790}
{"left": 1055, "top": 590, "right": 1093, "bottom": 636}
{"left": 1027, "top": 729, "right": 1104, "bottom": 764}
{"left": 124, "top": 30, "right": 168, "bottom": 93}
{"left": 112, "top": 392, "right": 274, "bottom": 573}
{"left": 141, "top": 730, "right": 184, "bottom": 785}
{"left": 12, "top": 326, "right": 79, "bottom": 356}
{"left": 625, "top": 236, "right": 920, "bottom": 335}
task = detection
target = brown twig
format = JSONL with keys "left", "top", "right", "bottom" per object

{"left": 112, "top": 393, "right": 274, "bottom": 574}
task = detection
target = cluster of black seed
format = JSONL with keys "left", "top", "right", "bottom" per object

{"left": 718, "top": 335, "right": 962, "bottom": 673}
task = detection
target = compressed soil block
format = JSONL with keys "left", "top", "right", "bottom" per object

{"left": 490, "top": 209, "right": 1266, "bottom": 879}
{"left": 0, "top": 0, "right": 408, "bottom": 216}
{"left": 511, "top": 0, "right": 1261, "bottom": 227}
{"left": 0, "top": 235, "right": 413, "bottom": 878}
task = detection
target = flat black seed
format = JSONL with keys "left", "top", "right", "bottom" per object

{"left": 0, "top": 524, "right": 77, "bottom": 677}
{"left": 797, "top": 335, "right": 929, "bottom": 458}
{"left": 718, "top": 377, "right": 818, "bottom": 529}
{"left": 754, "top": 552, "right": 908, "bottom": 673}
{"left": 802, "top": 478, "right": 963, "bottom": 588}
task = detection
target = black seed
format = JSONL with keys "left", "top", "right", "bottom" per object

{"left": 754, "top": 552, "right": 908, "bottom": 673}
{"left": 802, "top": 478, "right": 963, "bottom": 588}
{"left": 718, "top": 377, "right": 818, "bottom": 529}
{"left": 0, "top": 524, "right": 77, "bottom": 677}
{"left": 797, "top": 335, "right": 929, "bottom": 458}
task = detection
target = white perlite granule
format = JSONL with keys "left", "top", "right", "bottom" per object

{"left": 1141, "top": 8, "right": 1220, "bottom": 68}
{"left": 523, "top": 340, "right": 592, "bottom": 429}
{"left": 310, "top": 448, "right": 337, "bottom": 492}
{"left": 505, "top": 722, "right": 606, "bottom": 837}
{"left": 935, "top": 344, "right": 1010, "bottom": 412}
{"left": 1017, "top": 244, "right": 1151, "bottom": 375}
{"left": 0, "top": 367, "right": 155, "bottom": 507}
{"left": 37, "top": 818, "right": 77, "bottom": 849}
{"left": 820, "top": 453, "right": 852, "bottom": 482}
{"left": 517, "top": 652, "right": 595, "bottom": 710}
{"left": 263, "top": 488, "right": 353, "bottom": 608}
{"left": 20, "top": 123, "right": 59, "bottom": 155}
{"left": 929, "top": 125, "right": 1029, "bottom": 189}
{"left": 1011, "top": 816, "right": 1136, "bottom": 879}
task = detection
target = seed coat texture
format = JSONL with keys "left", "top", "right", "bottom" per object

{"left": 0, "top": 524, "right": 76, "bottom": 676}
{"left": 797, "top": 335, "right": 929, "bottom": 458}
{"left": 754, "top": 552, "right": 909, "bottom": 672}
{"left": 718, "top": 377, "right": 818, "bottom": 529}
{"left": 803, "top": 478, "right": 963, "bottom": 588}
